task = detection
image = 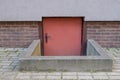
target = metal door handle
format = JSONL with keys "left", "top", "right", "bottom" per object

{"left": 45, "top": 33, "right": 50, "bottom": 43}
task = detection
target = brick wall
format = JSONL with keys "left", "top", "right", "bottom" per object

{"left": 86, "top": 21, "right": 120, "bottom": 48}
{"left": 0, "top": 22, "right": 40, "bottom": 48}
{"left": 0, "top": 21, "right": 120, "bottom": 48}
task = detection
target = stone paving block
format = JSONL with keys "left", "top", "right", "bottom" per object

{"left": 16, "top": 72, "right": 31, "bottom": 80}
{"left": 62, "top": 72, "right": 77, "bottom": 75}
{"left": 13, "top": 66, "right": 19, "bottom": 71}
{"left": 0, "top": 61, "right": 12, "bottom": 66}
{"left": 2, "top": 65, "right": 15, "bottom": 69}
{"left": 0, "top": 57, "right": 10, "bottom": 61}
{"left": 8, "top": 53, "right": 19, "bottom": 57}
{"left": 0, "top": 69, "right": 12, "bottom": 72}
{"left": 114, "top": 64, "right": 120, "bottom": 66}
{"left": 9, "top": 57, "right": 18, "bottom": 61}
{"left": 0, "top": 66, "right": 2, "bottom": 68}
{"left": 32, "top": 75, "right": 46, "bottom": 79}
{"left": 93, "top": 75, "right": 109, "bottom": 79}
{"left": 109, "top": 76, "right": 120, "bottom": 79}
{"left": 47, "top": 75, "right": 61, "bottom": 80}
{"left": 112, "top": 69, "right": 120, "bottom": 72}
{"left": 115, "top": 59, "right": 120, "bottom": 61}
{"left": 62, "top": 75, "right": 77, "bottom": 80}
{"left": 17, "top": 72, "right": 31, "bottom": 76}
{"left": 16, "top": 75, "right": 30, "bottom": 80}
{"left": 107, "top": 72, "right": 120, "bottom": 75}
{"left": 0, "top": 53, "right": 8, "bottom": 57}
{"left": 78, "top": 72, "right": 91, "bottom": 76}
{"left": 0, "top": 72, "right": 3, "bottom": 77}
{"left": 3, "top": 72, "right": 17, "bottom": 76}
{"left": 11, "top": 61, "right": 19, "bottom": 66}
{"left": 32, "top": 72, "right": 47, "bottom": 76}
{"left": 1, "top": 75, "right": 16, "bottom": 80}
{"left": 92, "top": 72, "right": 107, "bottom": 76}
{"left": 47, "top": 72, "right": 61, "bottom": 76}
{"left": 78, "top": 75, "right": 93, "bottom": 80}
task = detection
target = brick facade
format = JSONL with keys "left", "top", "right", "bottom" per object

{"left": 0, "top": 22, "right": 40, "bottom": 47}
{"left": 86, "top": 21, "right": 120, "bottom": 48}
{"left": 0, "top": 21, "right": 119, "bottom": 48}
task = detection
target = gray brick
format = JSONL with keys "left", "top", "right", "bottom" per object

{"left": 63, "top": 76, "right": 77, "bottom": 80}
{"left": 0, "top": 57, "right": 10, "bottom": 61}
{"left": 0, "top": 69, "right": 12, "bottom": 72}
{"left": 17, "top": 72, "right": 31, "bottom": 76}
{"left": 62, "top": 72, "right": 77, "bottom": 75}
{"left": 0, "top": 61, "right": 12, "bottom": 66}
{"left": 47, "top": 75, "right": 61, "bottom": 79}
{"left": 92, "top": 72, "right": 107, "bottom": 76}
{"left": 93, "top": 75, "right": 109, "bottom": 79}
{"left": 16, "top": 75, "right": 30, "bottom": 80}
{"left": 78, "top": 75, "right": 93, "bottom": 79}
{"left": 47, "top": 72, "right": 61, "bottom": 76}
{"left": 8, "top": 53, "right": 19, "bottom": 57}
{"left": 32, "top": 75, "right": 46, "bottom": 79}
{"left": 9, "top": 57, "right": 18, "bottom": 61}
{"left": 107, "top": 72, "right": 120, "bottom": 75}
{"left": 16, "top": 72, "right": 31, "bottom": 80}
{"left": 0, "top": 53, "right": 8, "bottom": 57}
{"left": 78, "top": 72, "right": 91, "bottom": 76}
{"left": 109, "top": 76, "right": 120, "bottom": 79}
{"left": 32, "top": 72, "right": 47, "bottom": 76}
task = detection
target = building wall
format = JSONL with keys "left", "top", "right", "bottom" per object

{"left": 0, "top": 21, "right": 119, "bottom": 48}
{"left": 0, "top": 22, "right": 40, "bottom": 48}
{"left": 86, "top": 21, "right": 120, "bottom": 48}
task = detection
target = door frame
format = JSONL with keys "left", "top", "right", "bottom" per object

{"left": 41, "top": 16, "right": 86, "bottom": 56}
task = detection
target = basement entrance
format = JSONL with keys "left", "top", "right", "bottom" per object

{"left": 42, "top": 17, "right": 84, "bottom": 56}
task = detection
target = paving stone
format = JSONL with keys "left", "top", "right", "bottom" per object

{"left": 17, "top": 72, "right": 31, "bottom": 76}
{"left": 92, "top": 72, "right": 107, "bottom": 76}
{"left": 78, "top": 72, "right": 91, "bottom": 76}
{"left": 2, "top": 65, "right": 15, "bottom": 69}
{"left": 1, "top": 75, "right": 16, "bottom": 80}
{"left": 112, "top": 69, "right": 120, "bottom": 72}
{"left": 9, "top": 57, "right": 18, "bottom": 61}
{"left": 107, "top": 72, "right": 120, "bottom": 75}
{"left": 47, "top": 72, "right": 61, "bottom": 76}
{"left": 1, "top": 66, "right": 14, "bottom": 71}
{"left": 8, "top": 53, "right": 19, "bottom": 57}
{"left": 13, "top": 66, "right": 19, "bottom": 71}
{"left": 63, "top": 75, "right": 77, "bottom": 80}
{"left": 62, "top": 72, "right": 77, "bottom": 75}
{"left": 0, "top": 68, "right": 12, "bottom": 72}
{"left": 11, "top": 61, "right": 19, "bottom": 66}
{"left": 0, "top": 53, "right": 8, "bottom": 57}
{"left": 93, "top": 75, "right": 109, "bottom": 79}
{"left": 3, "top": 72, "right": 17, "bottom": 76}
{"left": 16, "top": 72, "right": 31, "bottom": 80}
{"left": 32, "top": 75, "right": 46, "bottom": 79}
{"left": 0, "top": 57, "right": 10, "bottom": 61}
{"left": 0, "top": 72, "right": 3, "bottom": 77}
{"left": 78, "top": 75, "right": 93, "bottom": 80}
{"left": 0, "top": 61, "right": 12, "bottom": 66}
{"left": 47, "top": 75, "right": 61, "bottom": 79}
{"left": 109, "top": 76, "right": 120, "bottom": 79}
{"left": 16, "top": 75, "right": 30, "bottom": 80}
{"left": 32, "top": 72, "right": 47, "bottom": 76}
{"left": 114, "top": 64, "right": 120, "bottom": 66}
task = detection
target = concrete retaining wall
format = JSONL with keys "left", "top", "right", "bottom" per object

{"left": 19, "top": 39, "right": 113, "bottom": 72}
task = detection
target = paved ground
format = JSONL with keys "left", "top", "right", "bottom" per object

{"left": 0, "top": 48, "right": 120, "bottom": 80}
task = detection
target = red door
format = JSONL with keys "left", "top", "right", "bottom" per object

{"left": 43, "top": 17, "right": 82, "bottom": 56}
